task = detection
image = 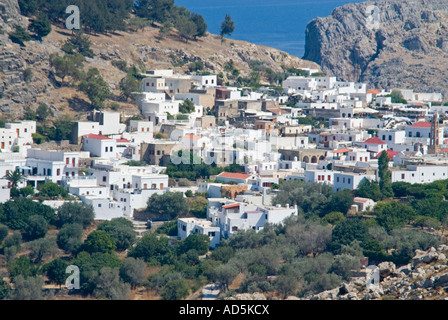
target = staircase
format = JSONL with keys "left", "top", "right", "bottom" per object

{"left": 126, "top": 217, "right": 150, "bottom": 239}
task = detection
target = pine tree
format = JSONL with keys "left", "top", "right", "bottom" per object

{"left": 220, "top": 14, "right": 235, "bottom": 39}
{"left": 29, "top": 13, "right": 52, "bottom": 40}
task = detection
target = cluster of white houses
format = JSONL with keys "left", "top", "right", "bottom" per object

{"left": 4, "top": 69, "right": 448, "bottom": 248}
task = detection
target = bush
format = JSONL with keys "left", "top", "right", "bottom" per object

{"left": 37, "top": 182, "right": 68, "bottom": 199}
{"left": 23, "top": 215, "right": 48, "bottom": 241}
{"left": 97, "top": 218, "right": 136, "bottom": 251}
{"left": 57, "top": 223, "right": 84, "bottom": 254}
{"left": 57, "top": 202, "right": 95, "bottom": 228}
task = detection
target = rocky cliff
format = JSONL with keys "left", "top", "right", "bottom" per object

{"left": 303, "top": 0, "right": 448, "bottom": 96}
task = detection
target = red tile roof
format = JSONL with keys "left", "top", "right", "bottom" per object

{"left": 217, "top": 172, "right": 251, "bottom": 180}
{"left": 222, "top": 203, "right": 240, "bottom": 209}
{"left": 333, "top": 148, "right": 352, "bottom": 154}
{"left": 183, "top": 133, "right": 201, "bottom": 140}
{"left": 364, "top": 137, "right": 387, "bottom": 145}
{"left": 116, "top": 138, "right": 130, "bottom": 143}
{"left": 410, "top": 122, "right": 431, "bottom": 128}
{"left": 83, "top": 134, "right": 111, "bottom": 140}
{"left": 367, "top": 89, "right": 380, "bottom": 94}
{"left": 386, "top": 149, "right": 399, "bottom": 160}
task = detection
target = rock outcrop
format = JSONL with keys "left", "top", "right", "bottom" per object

{"left": 308, "top": 245, "right": 448, "bottom": 300}
{"left": 303, "top": 0, "right": 448, "bottom": 96}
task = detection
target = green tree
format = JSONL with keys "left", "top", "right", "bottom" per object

{"left": 57, "top": 202, "right": 95, "bottom": 228}
{"left": 175, "top": 15, "right": 197, "bottom": 43}
{"left": 178, "top": 233, "right": 210, "bottom": 256}
{"left": 146, "top": 192, "right": 189, "bottom": 219}
{"left": 43, "top": 259, "right": 68, "bottom": 288}
{"left": 62, "top": 31, "right": 95, "bottom": 58}
{"left": 7, "top": 256, "right": 38, "bottom": 281}
{"left": 210, "top": 263, "right": 238, "bottom": 291}
{"left": 77, "top": 68, "right": 109, "bottom": 107}
{"left": 355, "top": 179, "right": 384, "bottom": 202}
{"left": 57, "top": 223, "right": 84, "bottom": 254}
{"left": 97, "top": 218, "right": 136, "bottom": 251}
{"left": 36, "top": 103, "right": 50, "bottom": 122}
{"left": 1, "top": 198, "right": 56, "bottom": 230}
{"left": 119, "top": 257, "right": 147, "bottom": 289}
{"left": 389, "top": 90, "right": 407, "bottom": 104}
{"left": 129, "top": 233, "right": 174, "bottom": 264}
{"left": 11, "top": 275, "right": 44, "bottom": 300}
{"left": 93, "top": 267, "right": 131, "bottom": 300}
{"left": 220, "top": 14, "right": 235, "bottom": 39}
{"left": 18, "top": 0, "right": 38, "bottom": 16}
{"left": 27, "top": 237, "right": 58, "bottom": 263}
{"left": 0, "top": 278, "right": 11, "bottom": 299}
{"left": 5, "top": 169, "right": 25, "bottom": 189}
{"left": 50, "top": 53, "right": 85, "bottom": 85}
{"left": 161, "top": 278, "right": 189, "bottom": 300}
{"left": 0, "top": 224, "right": 8, "bottom": 243}
{"left": 28, "top": 13, "right": 52, "bottom": 40}
{"left": 378, "top": 150, "right": 393, "bottom": 198}
{"left": 37, "top": 181, "right": 68, "bottom": 199}
{"left": 191, "top": 13, "right": 207, "bottom": 39}
{"left": 158, "top": 21, "right": 173, "bottom": 39}
{"left": 179, "top": 99, "right": 196, "bottom": 114}
{"left": 24, "top": 215, "right": 48, "bottom": 241}
{"left": 374, "top": 201, "right": 415, "bottom": 232}
{"left": 134, "top": 0, "right": 175, "bottom": 25}
{"left": 8, "top": 25, "right": 31, "bottom": 46}
{"left": 323, "top": 189, "right": 354, "bottom": 216}
{"left": 322, "top": 211, "right": 346, "bottom": 225}
{"left": 78, "top": 68, "right": 111, "bottom": 109}
{"left": 330, "top": 218, "right": 369, "bottom": 254}
{"left": 119, "top": 74, "right": 140, "bottom": 101}
{"left": 83, "top": 230, "right": 117, "bottom": 254}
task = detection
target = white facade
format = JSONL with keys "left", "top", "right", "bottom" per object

{"left": 191, "top": 75, "right": 217, "bottom": 88}
{"left": 82, "top": 135, "right": 117, "bottom": 159}
{"left": 333, "top": 172, "right": 376, "bottom": 192}
{"left": 391, "top": 166, "right": 448, "bottom": 184}
{"left": 178, "top": 217, "right": 221, "bottom": 249}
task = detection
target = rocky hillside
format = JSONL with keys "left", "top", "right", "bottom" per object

{"left": 0, "top": 0, "right": 319, "bottom": 120}
{"left": 303, "top": 0, "right": 448, "bottom": 96}
{"left": 226, "top": 245, "right": 448, "bottom": 300}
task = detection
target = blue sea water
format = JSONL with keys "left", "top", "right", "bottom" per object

{"left": 175, "top": 0, "right": 365, "bottom": 58}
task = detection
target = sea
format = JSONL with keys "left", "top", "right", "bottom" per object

{"left": 175, "top": 0, "right": 365, "bottom": 58}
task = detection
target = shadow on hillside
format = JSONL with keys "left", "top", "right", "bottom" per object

{"left": 67, "top": 96, "right": 93, "bottom": 113}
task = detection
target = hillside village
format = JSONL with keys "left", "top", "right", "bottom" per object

{"left": 2, "top": 60, "right": 448, "bottom": 299}
{"left": 4, "top": 0, "right": 448, "bottom": 302}
{"left": 3, "top": 67, "right": 447, "bottom": 238}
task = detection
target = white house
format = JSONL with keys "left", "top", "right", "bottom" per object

{"left": 207, "top": 199, "right": 298, "bottom": 238}
{"left": 178, "top": 217, "right": 221, "bottom": 248}
{"left": 391, "top": 165, "right": 448, "bottom": 184}
{"left": 82, "top": 134, "right": 117, "bottom": 159}
{"left": 26, "top": 149, "right": 81, "bottom": 184}
{"left": 333, "top": 172, "right": 376, "bottom": 192}
{"left": 191, "top": 75, "right": 217, "bottom": 88}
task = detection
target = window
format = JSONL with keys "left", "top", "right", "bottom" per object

{"left": 105, "top": 147, "right": 108, "bottom": 152}
{"left": 110, "top": 147, "right": 113, "bottom": 152}
{"left": 103, "top": 176, "right": 107, "bottom": 182}
{"left": 402, "top": 174, "right": 405, "bottom": 179}
{"left": 208, "top": 232, "right": 215, "bottom": 237}
{"left": 98, "top": 204, "right": 102, "bottom": 207}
